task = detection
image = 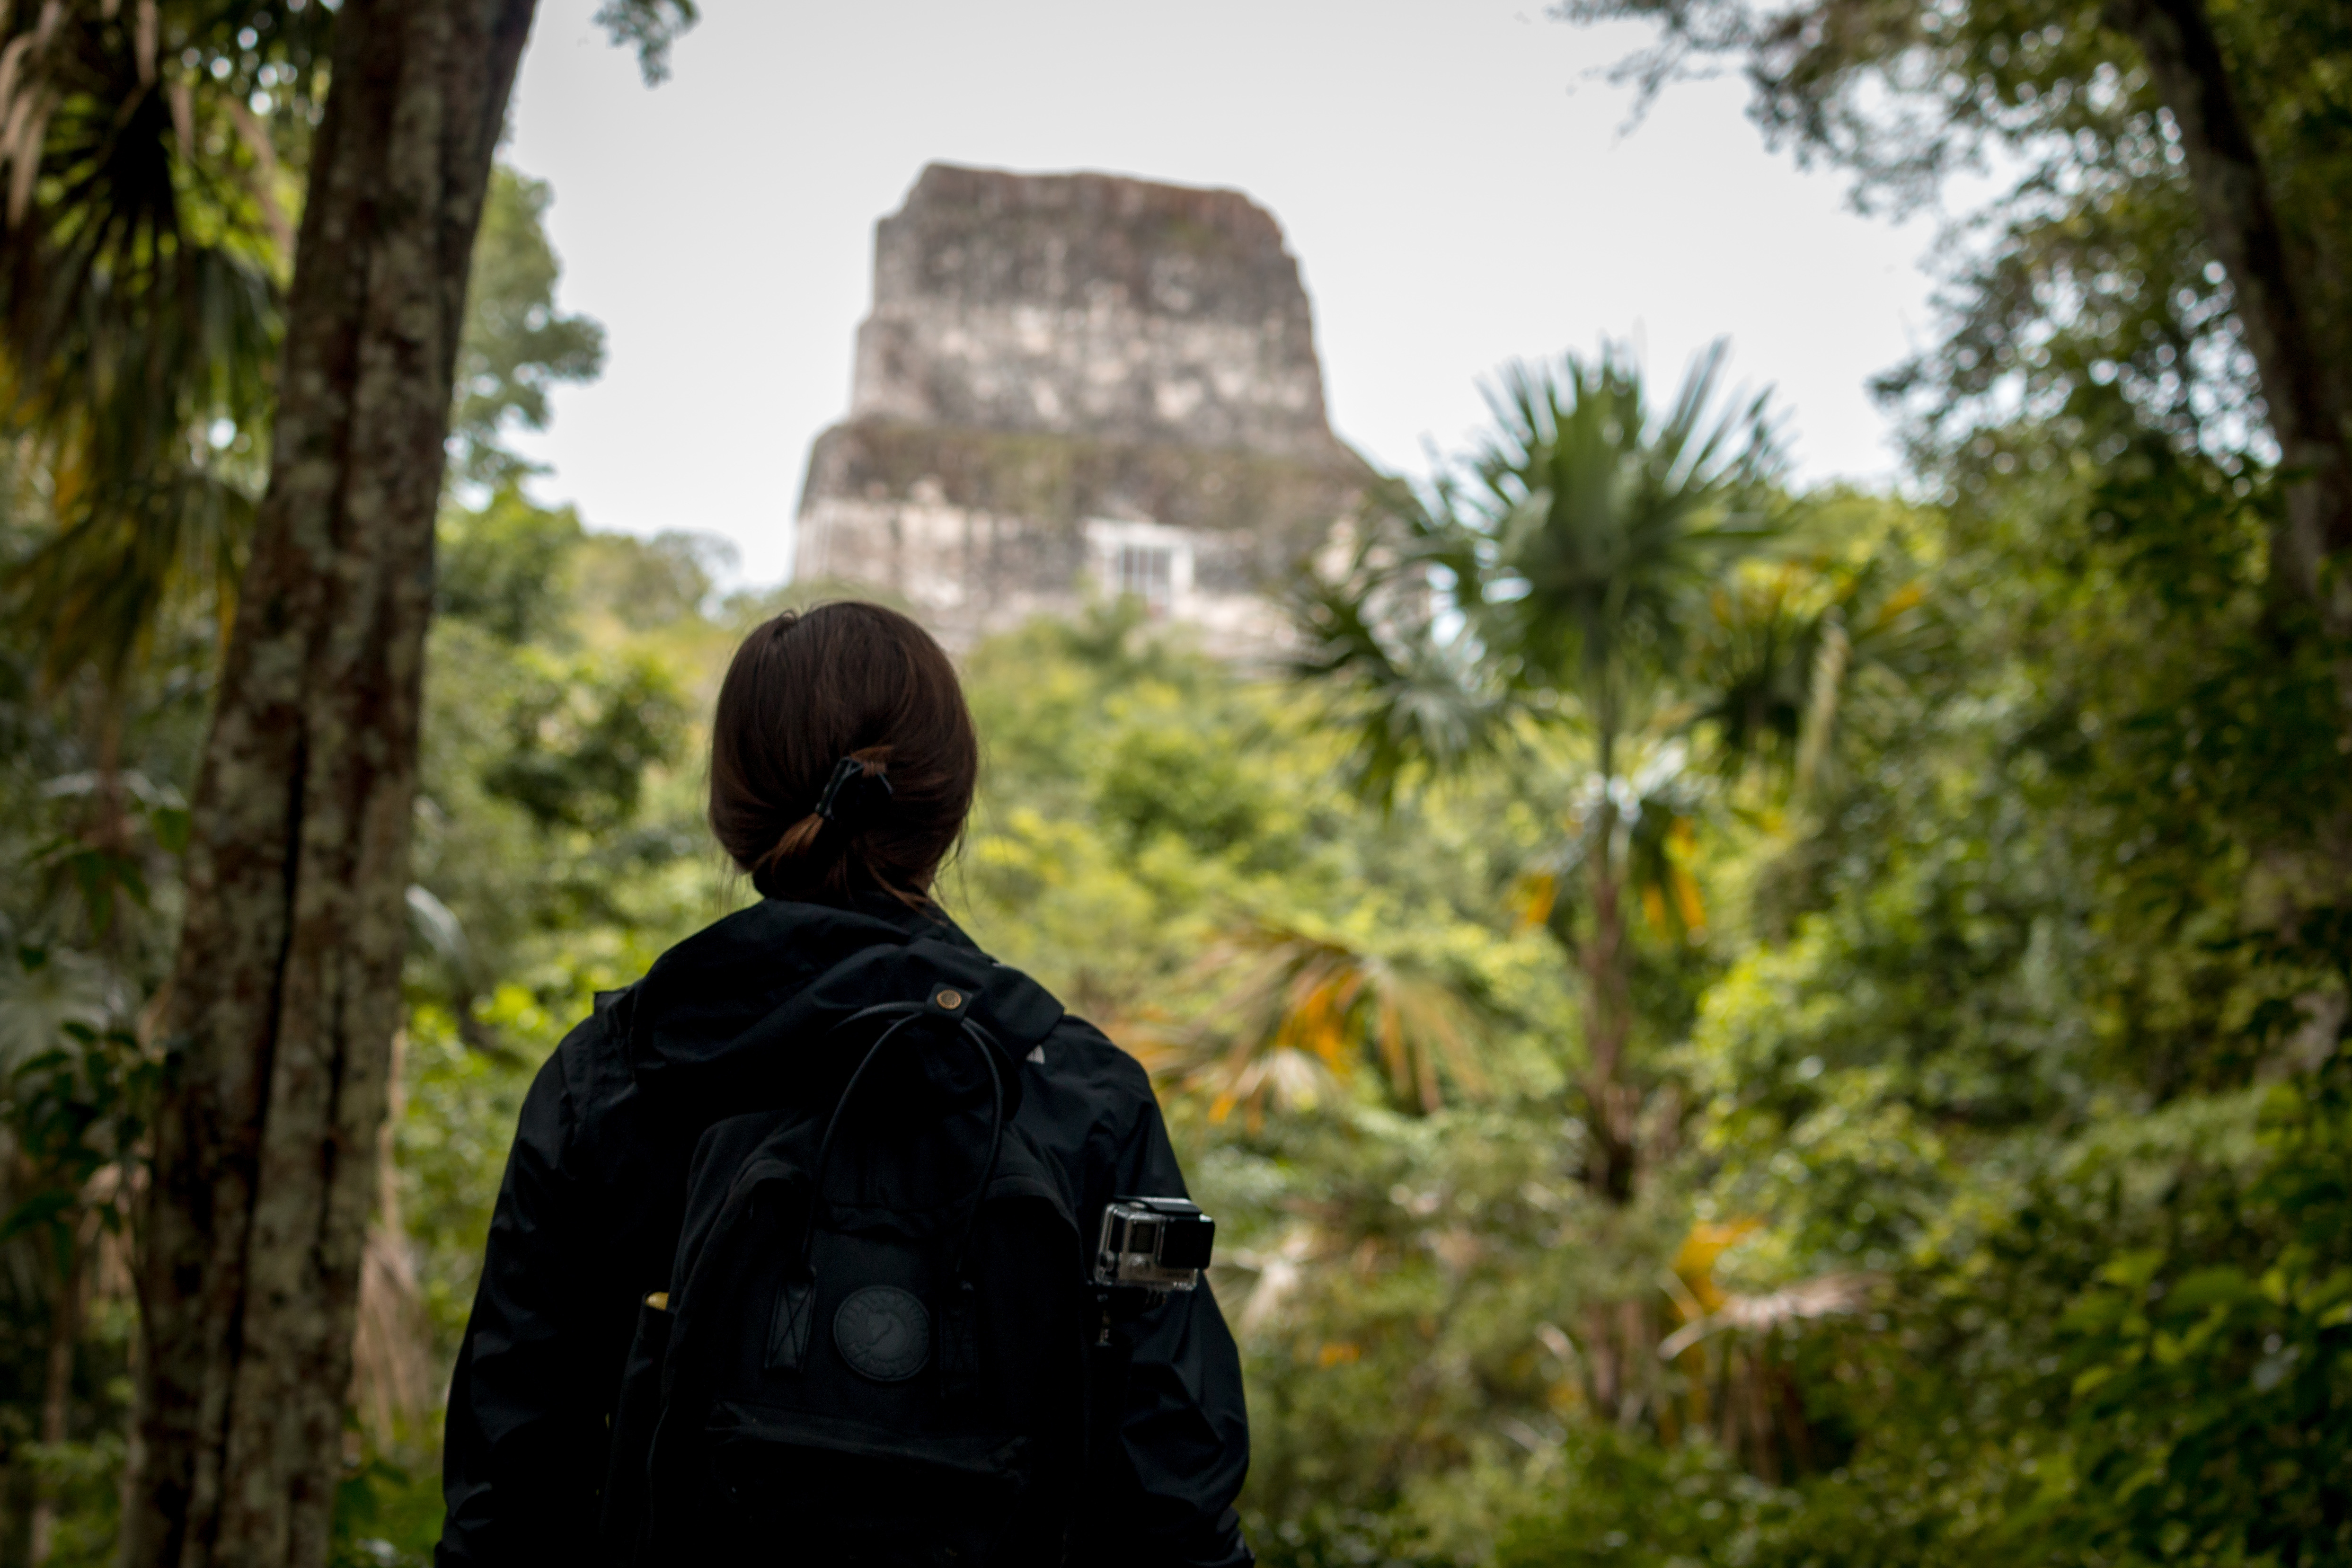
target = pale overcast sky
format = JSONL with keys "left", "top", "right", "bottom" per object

{"left": 501, "top": 0, "right": 1949, "bottom": 586}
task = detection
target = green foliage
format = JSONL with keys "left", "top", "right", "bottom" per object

{"left": 330, "top": 1452, "right": 445, "bottom": 1568}
{"left": 1491, "top": 1430, "right": 1798, "bottom": 1568}
{"left": 2052, "top": 1086, "right": 2352, "bottom": 1566}
{"left": 0, "top": 1024, "right": 150, "bottom": 1244}
{"left": 1294, "top": 341, "right": 1785, "bottom": 799}
{"left": 956, "top": 610, "right": 1570, "bottom": 1084}
{"left": 477, "top": 651, "right": 683, "bottom": 833}
{"left": 593, "top": 0, "right": 702, "bottom": 85}
{"left": 410, "top": 505, "right": 715, "bottom": 1031}
{"left": 2, "top": 115, "right": 609, "bottom": 685}
{"left": 2, "top": 8, "right": 2347, "bottom": 1564}
{"left": 1290, "top": 342, "right": 1813, "bottom": 1208}
{"left": 575, "top": 531, "right": 728, "bottom": 632}
{"left": 436, "top": 488, "right": 586, "bottom": 646}
{"left": 449, "top": 168, "right": 608, "bottom": 490}
{"left": 1555, "top": 0, "right": 2352, "bottom": 478}
{"left": 0, "top": 138, "right": 652, "bottom": 1553}
{"left": 0, "top": 0, "right": 328, "bottom": 685}
{"left": 1468, "top": 342, "right": 1782, "bottom": 717}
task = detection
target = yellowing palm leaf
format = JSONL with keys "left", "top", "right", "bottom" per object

{"left": 1184, "top": 917, "right": 1489, "bottom": 1120}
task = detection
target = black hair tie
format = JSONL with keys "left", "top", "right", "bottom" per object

{"left": 815, "top": 756, "right": 893, "bottom": 825}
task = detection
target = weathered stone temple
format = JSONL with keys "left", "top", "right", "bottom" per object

{"left": 793, "top": 163, "right": 1369, "bottom": 653}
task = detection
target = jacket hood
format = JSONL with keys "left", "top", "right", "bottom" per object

{"left": 613, "top": 896, "right": 1065, "bottom": 1116}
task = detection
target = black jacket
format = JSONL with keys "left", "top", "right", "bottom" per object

{"left": 435, "top": 896, "right": 1253, "bottom": 1566}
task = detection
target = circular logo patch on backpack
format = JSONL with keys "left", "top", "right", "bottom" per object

{"left": 833, "top": 1286, "right": 931, "bottom": 1382}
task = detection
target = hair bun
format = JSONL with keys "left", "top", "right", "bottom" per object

{"left": 708, "top": 602, "right": 978, "bottom": 904}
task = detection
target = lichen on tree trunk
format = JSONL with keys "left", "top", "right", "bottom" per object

{"left": 119, "top": 3, "right": 538, "bottom": 1565}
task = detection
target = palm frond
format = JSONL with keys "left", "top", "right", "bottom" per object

{"left": 1655, "top": 1271, "right": 1878, "bottom": 1360}
{"left": 1470, "top": 339, "right": 1786, "bottom": 703}
{"left": 0, "top": 2, "right": 330, "bottom": 687}
{"left": 1182, "top": 916, "right": 1490, "bottom": 1119}
{"left": 1685, "top": 543, "right": 1947, "bottom": 794}
{"left": 1516, "top": 742, "right": 1712, "bottom": 942}
{"left": 1286, "top": 487, "right": 1513, "bottom": 806}
{"left": 8, "top": 455, "right": 256, "bottom": 679}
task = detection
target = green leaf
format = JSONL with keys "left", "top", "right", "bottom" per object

{"left": 2096, "top": 1249, "right": 2166, "bottom": 1291}
{"left": 0, "top": 1189, "right": 76, "bottom": 1242}
{"left": 2162, "top": 1266, "right": 2255, "bottom": 1315}
{"left": 150, "top": 805, "right": 192, "bottom": 855}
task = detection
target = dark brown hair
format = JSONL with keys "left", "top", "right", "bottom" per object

{"left": 708, "top": 602, "right": 979, "bottom": 904}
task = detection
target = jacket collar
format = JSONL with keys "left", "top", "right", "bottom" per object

{"left": 618, "top": 895, "right": 1062, "bottom": 1115}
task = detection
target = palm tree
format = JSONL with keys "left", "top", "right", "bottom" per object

{"left": 0, "top": 1, "right": 334, "bottom": 688}
{"left": 1678, "top": 497, "right": 1947, "bottom": 935}
{"left": 1292, "top": 341, "right": 1782, "bottom": 1201}
{"left": 0, "top": 9, "right": 619, "bottom": 690}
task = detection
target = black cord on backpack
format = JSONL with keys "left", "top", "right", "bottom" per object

{"left": 798, "top": 1001, "right": 1008, "bottom": 1277}
{"left": 769, "top": 998, "right": 1011, "bottom": 1390}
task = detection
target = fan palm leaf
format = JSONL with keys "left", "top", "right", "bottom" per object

{"left": 1471, "top": 340, "right": 1783, "bottom": 716}
{"left": 0, "top": 1, "right": 328, "bottom": 686}
{"left": 1515, "top": 742, "right": 1712, "bottom": 942}
{"left": 1685, "top": 542, "right": 1945, "bottom": 798}
{"left": 1181, "top": 915, "right": 1490, "bottom": 1121}
{"left": 1287, "top": 479, "right": 1513, "bottom": 805}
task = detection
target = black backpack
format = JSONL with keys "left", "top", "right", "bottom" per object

{"left": 600, "top": 982, "right": 1089, "bottom": 1565}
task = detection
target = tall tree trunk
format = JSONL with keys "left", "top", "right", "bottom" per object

{"left": 1581, "top": 719, "right": 1640, "bottom": 1204}
{"left": 1581, "top": 853, "right": 1639, "bottom": 1204}
{"left": 120, "top": 5, "right": 536, "bottom": 1566}
{"left": 27, "top": 1210, "right": 92, "bottom": 1567}
{"left": 2104, "top": 0, "right": 2352, "bottom": 634}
